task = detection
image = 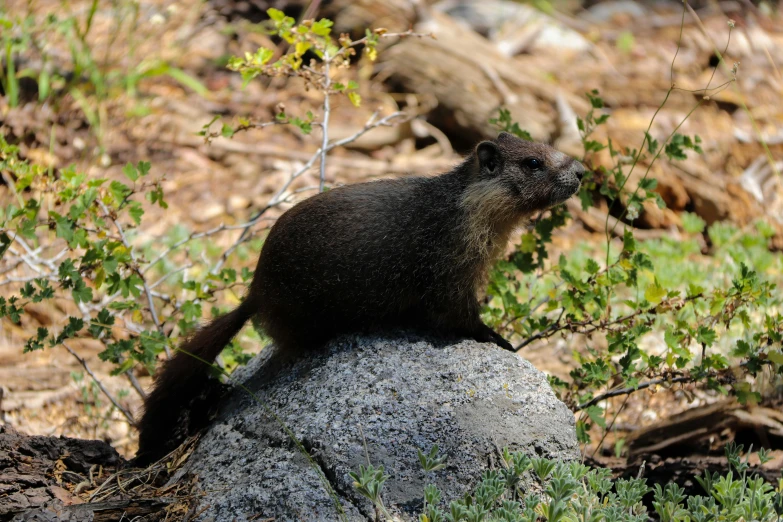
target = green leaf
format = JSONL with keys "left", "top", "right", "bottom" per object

{"left": 687, "top": 283, "right": 705, "bottom": 298}
{"left": 122, "top": 162, "right": 139, "bottom": 181}
{"left": 88, "top": 308, "right": 115, "bottom": 338}
{"left": 622, "top": 230, "right": 636, "bottom": 253}
{"left": 578, "top": 187, "right": 593, "bottom": 211}
{"left": 165, "top": 67, "right": 208, "bottom": 96}
{"left": 128, "top": 202, "right": 144, "bottom": 225}
{"left": 586, "top": 405, "right": 607, "bottom": 428}
{"left": 72, "top": 279, "right": 93, "bottom": 304}
{"left": 311, "top": 18, "right": 333, "bottom": 36}
{"left": 0, "top": 231, "right": 12, "bottom": 257}
{"left": 103, "top": 255, "right": 119, "bottom": 274}
{"left": 53, "top": 215, "right": 74, "bottom": 243}
{"left": 681, "top": 212, "right": 706, "bottom": 234}
{"left": 24, "top": 327, "right": 49, "bottom": 352}
{"left": 267, "top": 7, "right": 285, "bottom": 21}
{"left": 111, "top": 358, "right": 136, "bottom": 376}
{"left": 586, "top": 89, "right": 604, "bottom": 109}
{"left": 644, "top": 280, "right": 666, "bottom": 305}
{"left": 644, "top": 131, "right": 659, "bottom": 154}
{"left": 767, "top": 349, "right": 783, "bottom": 365}
{"left": 347, "top": 91, "right": 361, "bottom": 108}
{"left": 137, "top": 161, "right": 151, "bottom": 177}
{"left": 638, "top": 178, "right": 658, "bottom": 191}
{"left": 519, "top": 233, "right": 536, "bottom": 254}
{"left": 616, "top": 31, "right": 635, "bottom": 54}
{"left": 146, "top": 185, "right": 167, "bottom": 209}
{"left": 109, "top": 181, "right": 132, "bottom": 206}
{"left": 54, "top": 316, "right": 84, "bottom": 345}
{"left": 583, "top": 140, "right": 606, "bottom": 153}
{"left": 695, "top": 326, "right": 717, "bottom": 345}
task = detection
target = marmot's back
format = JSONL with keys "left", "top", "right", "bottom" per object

{"left": 253, "top": 176, "right": 462, "bottom": 352}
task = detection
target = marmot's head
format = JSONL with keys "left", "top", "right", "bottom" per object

{"left": 475, "top": 132, "right": 584, "bottom": 212}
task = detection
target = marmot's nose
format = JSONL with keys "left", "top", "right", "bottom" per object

{"left": 572, "top": 160, "right": 586, "bottom": 181}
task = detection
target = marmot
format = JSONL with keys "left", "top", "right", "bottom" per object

{"left": 135, "top": 131, "right": 584, "bottom": 463}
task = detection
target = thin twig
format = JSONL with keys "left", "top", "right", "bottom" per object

{"left": 149, "top": 264, "right": 193, "bottom": 290}
{"left": 0, "top": 273, "right": 58, "bottom": 286}
{"left": 63, "top": 341, "right": 137, "bottom": 426}
{"left": 332, "top": 29, "right": 435, "bottom": 61}
{"left": 516, "top": 293, "right": 702, "bottom": 350}
{"left": 143, "top": 222, "right": 252, "bottom": 274}
{"left": 319, "top": 50, "right": 331, "bottom": 192}
{"left": 123, "top": 363, "right": 147, "bottom": 399}
{"left": 577, "top": 376, "right": 692, "bottom": 411}
{"left": 684, "top": 2, "right": 778, "bottom": 179}
{"left": 590, "top": 394, "right": 630, "bottom": 460}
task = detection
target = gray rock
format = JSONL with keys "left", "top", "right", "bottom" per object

{"left": 183, "top": 335, "right": 579, "bottom": 521}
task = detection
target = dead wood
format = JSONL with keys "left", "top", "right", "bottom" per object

{"left": 0, "top": 425, "right": 202, "bottom": 521}
{"left": 588, "top": 453, "right": 782, "bottom": 498}
{"left": 626, "top": 396, "right": 783, "bottom": 461}
{"left": 0, "top": 424, "right": 123, "bottom": 519}
{"left": 10, "top": 498, "right": 173, "bottom": 522}
{"left": 380, "top": 11, "right": 588, "bottom": 144}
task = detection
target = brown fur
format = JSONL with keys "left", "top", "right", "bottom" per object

{"left": 134, "top": 132, "right": 584, "bottom": 464}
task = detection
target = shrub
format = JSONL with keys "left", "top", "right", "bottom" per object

{"left": 353, "top": 443, "right": 783, "bottom": 522}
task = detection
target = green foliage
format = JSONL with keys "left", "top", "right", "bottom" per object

{"left": 200, "top": 7, "right": 396, "bottom": 141}
{"left": 419, "top": 444, "right": 448, "bottom": 473}
{"left": 1, "top": 4, "right": 205, "bottom": 146}
{"left": 3, "top": 3, "right": 780, "bottom": 481}
{"left": 350, "top": 464, "right": 391, "bottom": 517}
{"left": 0, "top": 134, "right": 179, "bottom": 375}
{"left": 490, "top": 109, "right": 532, "bottom": 141}
{"left": 402, "top": 447, "right": 783, "bottom": 522}
{"left": 485, "top": 90, "right": 782, "bottom": 447}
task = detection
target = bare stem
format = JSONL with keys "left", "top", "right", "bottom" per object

{"left": 320, "top": 51, "right": 331, "bottom": 193}
{"left": 577, "top": 376, "right": 692, "bottom": 411}
{"left": 63, "top": 341, "right": 137, "bottom": 426}
{"left": 123, "top": 363, "right": 147, "bottom": 399}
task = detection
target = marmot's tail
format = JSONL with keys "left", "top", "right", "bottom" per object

{"left": 134, "top": 298, "right": 257, "bottom": 465}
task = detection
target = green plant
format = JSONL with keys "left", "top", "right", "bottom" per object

{"left": 480, "top": 2, "right": 782, "bottom": 451}
{"left": 406, "top": 446, "right": 783, "bottom": 522}
{"left": 350, "top": 464, "right": 392, "bottom": 520}
{"left": 0, "top": 3, "right": 205, "bottom": 148}
{"left": 419, "top": 444, "right": 449, "bottom": 473}
{"left": 200, "top": 7, "right": 425, "bottom": 190}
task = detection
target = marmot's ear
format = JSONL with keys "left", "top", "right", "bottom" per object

{"left": 477, "top": 141, "right": 501, "bottom": 175}
{"left": 497, "top": 131, "right": 514, "bottom": 142}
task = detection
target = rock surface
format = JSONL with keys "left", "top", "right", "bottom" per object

{"left": 183, "top": 335, "right": 579, "bottom": 521}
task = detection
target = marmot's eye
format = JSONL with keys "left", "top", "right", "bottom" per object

{"left": 523, "top": 158, "right": 542, "bottom": 170}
